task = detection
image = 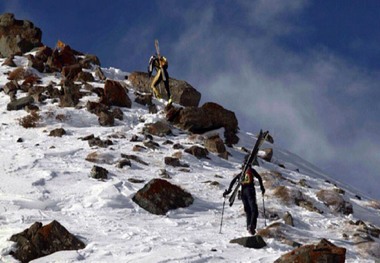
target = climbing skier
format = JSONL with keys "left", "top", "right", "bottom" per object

{"left": 148, "top": 40, "right": 172, "bottom": 104}
{"left": 223, "top": 165, "right": 265, "bottom": 235}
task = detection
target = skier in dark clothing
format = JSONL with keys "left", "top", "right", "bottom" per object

{"left": 147, "top": 55, "right": 172, "bottom": 105}
{"left": 223, "top": 166, "right": 265, "bottom": 235}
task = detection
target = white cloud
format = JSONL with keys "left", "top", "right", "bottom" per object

{"left": 165, "top": 0, "right": 380, "bottom": 198}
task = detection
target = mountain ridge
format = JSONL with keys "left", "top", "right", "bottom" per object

{"left": 0, "top": 19, "right": 379, "bottom": 261}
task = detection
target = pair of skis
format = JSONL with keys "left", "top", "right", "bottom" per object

{"left": 154, "top": 39, "right": 166, "bottom": 82}
{"left": 228, "top": 130, "right": 269, "bottom": 207}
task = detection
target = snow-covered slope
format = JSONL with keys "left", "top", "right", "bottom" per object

{"left": 0, "top": 54, "right": 379, "bottom": 263}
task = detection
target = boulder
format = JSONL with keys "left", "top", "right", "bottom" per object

{"left": 143, "top": 120, "right": 172, "bottom": 137}
{"left": 7, "top": 95, "right": 34, "bottom": 111}
{"left": 128, "top": 71, "right": 201, "bottom": 107}
{"left": 230, "top": 235, "right": 267, "bottom": 249}
{"left": 0, "top": 13, "right": 42, "bottom": 57}
{"left": 274, "top": 238, "right": 346, "bottom": 263}
{"left": 59, "top": 83, "right": 82, "bottom": 108}
{"left": 90, "top": 165, "right": 108, "bottom": 180}
{"left": 184, "top": 145, "right": 209, "bottom": 159}
{"left": 258, "top": 222, "right": 302, "bottom": 248}
{"left": 49, "top": 128, "right": 66, "bottom": 137}
{"left": 103, "top": 79, "right": 131, "bottom": 108}
{"left": 61, "top": 64, "right": 82, "bottom": 81}
{"left": 46, "top": 45, "right": 78, "bottom": 72}
{"left": 204, "top": 135, "right": 227, "bottom": 157}
{"left": 26, "top": 54, "right": 45, "bottom": 72}
{"left": 98, "top": 111, "right": 115, "bottom": 126}
{"left": 132, "top": 178, "right": 194, "bottom": 215}
{"left": 164, "top": 156, "right": 189, "bottom": 168}
{"left": 88, "top": 137, "right": 113, "bottom": 148}
{"left": 79, "top": 54, "right": 101, "bottom": 69}
{"left": 166, "top": 102, "right": 239, "bottom": 145}
{"left": 9, "top": 220, "right": 85, "bottom": 263}
{"left": 3, "top": 80, "right": 19, "bottom": 95}
{"left": 316, "top": 189, "right": 353, "bottom": 215}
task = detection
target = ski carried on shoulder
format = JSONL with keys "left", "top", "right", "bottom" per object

{"left": 229, "top": 130, "right": 269, "bottom": 207}
{"left": 154, "top": 39, "right": 166, "bottom": 82}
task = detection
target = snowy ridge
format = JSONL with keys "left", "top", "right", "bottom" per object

{"left": 0, "top": 54, "right": 379, "bottom": 262}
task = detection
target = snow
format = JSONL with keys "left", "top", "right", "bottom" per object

{"left": 0, "top": 55, "right": 379, "bottom": 262}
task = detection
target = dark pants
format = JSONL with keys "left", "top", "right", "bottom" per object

{"left": 241, "top": 185, "right": 258, "bottom": 231}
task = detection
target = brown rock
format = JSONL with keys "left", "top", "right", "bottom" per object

{"left": 0, "top": 13, "right": 42, "bottom": 57}
{"left": 103, "top": 79, "right": 131, "bottom": 108}
{"left": 274, "top": 239, "right": 346, "bottom": 263}
{"left": 9, "top": 220, "right": 85, "bottom": 263}
{"left": 62, "top": 64, "right": 82, "bottom": 81}
{"left": 167, "top": 102, "right": 239, "bottom": 145}
{"left": 132, "top": 178, "right": 194, "bottom": 215}
{"left": 128, "top": 71, "right": 201, "bottom": 107}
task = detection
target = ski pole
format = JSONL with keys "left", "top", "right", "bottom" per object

{"left": 262, "top": 194, "right": 267, "bottom": 227}
{"left": 219, "top": 197, "right": 226, "bottom": 234}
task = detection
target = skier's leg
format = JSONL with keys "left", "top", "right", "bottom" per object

{"left": 151, "top": 70, "right": 162, "bottom": 98}
{"left": 163, "top": 69, "right": 172, "bottom": 104}
{"left": 242, "top": 188, "right": 252, "bottom": 230}
{"left": 248, "top": 190, "right": 258, "bottom": 231}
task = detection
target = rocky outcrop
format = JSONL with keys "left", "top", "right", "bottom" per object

{"left": 9, "top": 220, "right": 85, "bottom": 263}
{"left": 0, "top": 13, "right": 42, "bottom": 57}
{"left": 102, "top": 79, "right": 131, "bottom": 108}
{"left": 274, "top": 238, "right": 346, "bottom": 263}
{"left": 7, "top": 95, "right": 34, "bottom": 111}
{"left": 166, "top": 102, "right": 239, "bottom": 145}
{"left": 128, "top": 71, "right": 201, "bottom": 107}
{"left": 316, "top": 189, "right": 353, "bottom": 215}
{"left": 204, "top": 134, "right": 228, "bottom": 159}
{"left": 132, "top": 178, "right": 194, "bottom": 215}
{"left": 184, "top": 145, "right": 209, "bottom": 159}
{"left": 143, "top": 120, "right": 172, "bottom": 137}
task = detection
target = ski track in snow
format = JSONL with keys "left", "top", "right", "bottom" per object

{"left": 0, "top": 55, "right": 379, "bottom": 262}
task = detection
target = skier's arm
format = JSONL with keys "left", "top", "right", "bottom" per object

{"left": 252, "top": 168, "right": 265, "bottom": 195}
{"left": 223, "top": 173, "right": 240, "bottom": 197}
{"left": 148, "top": 56, "right": 155, "bottom": 77}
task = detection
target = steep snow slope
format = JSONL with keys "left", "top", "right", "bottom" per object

{"left": 0, "top": 54, "right": 379, "bottom": 263}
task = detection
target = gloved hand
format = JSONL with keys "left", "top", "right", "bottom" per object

{"left": 223, "top": 189, "right": 230, "bottom": 198}
{"left": 261, "top": 187, "right": 265, "bottom": 195}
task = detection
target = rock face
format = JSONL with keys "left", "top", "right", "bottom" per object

{"left": 128, "top": 71, "right": 201, "bottom": 107}
{"left": 132, "top": 178, "right": 194, "bottom": 215}
{"left": 274, "top": 238, "right": 346, "bottom": 263}
{"left": 102, "top": 79, "right": 131, "bottom": 108}
{"left": 166, "top": 102, "right": 239, "bottom": 145}
{"left": 9, "top": 220, "right": 85, "bottom": 263}
{"left": 0, "top": 13, "right": 42, "bottom": 57}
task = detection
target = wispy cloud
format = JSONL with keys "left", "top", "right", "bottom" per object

{"left": 163, "top": 0, "right": 380, "bottom": 198}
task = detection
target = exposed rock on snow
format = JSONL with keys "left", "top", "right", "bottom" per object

{"left": 316, "top": 189, "right": 353, "bottom": 215}
{"left": 132, "top": 178, "right": 194, "bottom": 215}
{"left": 204, "top": 134, "right": 227, "bottom": 158}
{"left": 102, "top": 79, "right": 131, "bottom": 108}
{"left": 9, "top": 220, "right": 85, "bottom": 263}
{"left": 143, "top": 120, "right": 172, "bottom": 137}
{"left": 128, "top": 71, "right": 201, "bottom": 107}
{"left": 274, "top": 238, "right": 346, "bottom": 263}
{"left": 166, "top": 102, "right": 239, "bottom": 145}
{"left": 0, "top": 13, "right": 42, "bottom": 57}
{"left": 184, "top": 145, "right": 209, "bottom": 159}
{"left": 90, "top": 165, "right": 109, "bottom": 180}
{"left": 230, "top": 235, "right": 267, "bottom": 249}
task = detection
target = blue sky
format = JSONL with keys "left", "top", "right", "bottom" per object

{"left": 2, "top": 0, "right": 380, "bottom": 199}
